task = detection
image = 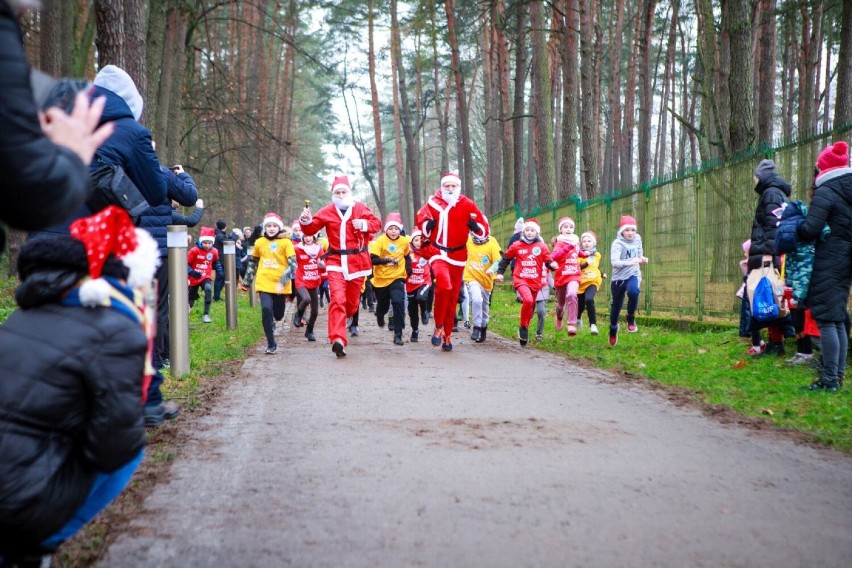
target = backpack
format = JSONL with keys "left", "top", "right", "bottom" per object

{"left": 746, "top": 258, "right": 789, "bottom": 322}
{"left": 86, "top": 163, "right": 148, "bottom": 224}
{"left": 751, "top": 274, "right": 779, "bottom": 321}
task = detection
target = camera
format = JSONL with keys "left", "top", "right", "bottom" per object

{"left": 30, "top": 69, "right": 92, "bottom": 113}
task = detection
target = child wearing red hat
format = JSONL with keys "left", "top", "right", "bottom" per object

{"left": 291, "top": 232, "right": 327, "bottom": 341}
{"left": 495, "top": 218, "right": 558, "bottom": 346}
{"left": 577, "top": 230, "right": 603, "bottom": 335}
{"left": 406, "top": 229, "right": 433, "bottom": 342}
{"left": 608, "top": 215, "right": 648, "bottom": 346}
{"left": 551, "top": 216, "right": 581, "bottom": 335}
{"left": 241, "top": 212, "right": 297, "bottom": 354}
{"left": 299, "top": 175, "right": 382, "bottom": 357}
{"left": 187, "top": 226, "right": 222, "bottom": 323}
{"left": 369, "top": 213, "right": 411, "bottom": 346}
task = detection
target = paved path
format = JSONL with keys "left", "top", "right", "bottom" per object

{"left": 100, "top": 313, "right": 852, "bottom": 567}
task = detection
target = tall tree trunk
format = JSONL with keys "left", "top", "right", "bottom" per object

{"left": 530, "top": 1, "right": 556, "bottom": 206}
{"left": 123, "top": 0, "right": 146, "bottom": 117}
{"left": 756, "top": 0, "right": 776, "bottom": 146}
{"left": 579, "top": 0, "right": 599, "bottom": 199}
{"left": 390, "top": 22, "right": 404, "bottom": 224}
{"left": 391, "top": 0, "right": 415, "bottom": 225}
{"left": 655, "top": 1, "right": 679, "bottom": 179}
{"left": 39, "top": 0, "right": 61, "bottom": 74}
{"left": 444, "top": 0, "right": 474, "bottom": 192}
{"left": 621, "top": 4, "right": 640, "bottom": 188}
{"left": 492, "top": 0, "right": 514, "bottom": 212}
{"left": 602, "top": 0, "right": 624, "bottom": 194}
{"left": 637, "top": 0, "right": 656, "bottom": 183}
{"left": 483, "top": 12, "right": 499, "bottom": 213}
{"left": 797, "top": 0, "right": 822, "bottom": 137}
{"left": 95, "top": 0, "right": 124, "bottom": 68}
{"left": 368, "top": 0, "right": 388, "bottom": 220}
{"left": 835, "top": 0, "right": 852, "bottom": 127}
{"left": 727, "top": 0, "right": 754, "bottom": 153}
{"left": 696, "top": 0, "right": 724, "bottom": 159}
{"left": 430, "top": 2, "right": 449, "bottom": 174}
{"left": 560, "top": 0, "right": 579, "bottom": 199}
{"left": 512, "top": 3, "right": 528, "bottom": 206}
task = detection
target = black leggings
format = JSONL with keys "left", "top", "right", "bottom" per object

{"left": 374, "top": 279, "right": 406, "bottom": 333}
{"left": 295, "top": 286, "right": 319, "bottom": 333}
{"left": 188, "top": 279, "right": 213, "bottom": 313}
{"left": 259, "top": 292, "right": 287, "bottom": 348}
{"left": 578, "top": 285, "right": 598, "bottom": 325}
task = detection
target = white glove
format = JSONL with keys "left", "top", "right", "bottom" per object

{"left": 352, "top": 219, "right": 368, "bottom": 232}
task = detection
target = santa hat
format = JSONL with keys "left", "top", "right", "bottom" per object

{"left": 558, "top": 216, "right": 575, "bottom": 232}
{"left": 617, "top": 215, "right": 637, "bottom": 236}
{"left": 410, "top": 229, "right": 423, "bottom": 240}
{"left": 68, "top": 205, "right": 160, "bottom": 305}
{"left": 580, "top": 230, "right": 597, "bottom": 247}
{"left": 199, "top": 226, "right": 215, "bottom": 243}
{"left": 384, "top": 212, "right": 403, "bottom": 231}
{"left": 514, "top": 217, "right": 525, "bottom": 232}
{"left": 331, "top": 175, "right": 351, "bottom": 192}
{"left": 523, "top": 218, "right": 541, "bottom": 234}
{"left": 440, "top": 171, "right": 461, "bottom": 187}
{"left": 262, "top": 212, "right": 285, "bottom": 230}
{"left": 816, "top": 141, "right": 849, "bottom": 173}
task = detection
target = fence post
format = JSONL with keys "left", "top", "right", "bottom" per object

{"left": 643, "top": 187, "right": 652, "bottom": 315}
{"left": 167, "top": 225, "right": 190, "bottom": 377}
{"left": 223, "top": 240, "right": 237, "bottom": 329}
{"left": 694, "top": 173, "right": 704, "bottom": 321}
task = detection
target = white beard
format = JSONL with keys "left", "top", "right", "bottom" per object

{"left": 332, "top": 194, "right": 355, "bottom": 210}
{"left": 441, "top": 189, "right": 460, "bottom": 206}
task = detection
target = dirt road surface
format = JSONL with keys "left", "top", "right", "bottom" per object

{"left": 100, "top": 311, "right": 852, "bottom": 568}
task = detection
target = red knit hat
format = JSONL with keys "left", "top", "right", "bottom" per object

{"left": 581, "top": 230, "right": 597, "bottom": 247}
{"left": 816, "top": 141, "right": 849, "bottom": 173}
{"left": 69, "top": 205, "right": 160, "bottom": 304}
{"left": 199, "top": 226, "right": 215, "bottom": 243}
{"left": 384, "top": 212, "right": 403, "bottom": 231}
{"left": 262, "top": 212, "right": 285, "bottom": 230}
{"left": 440, "top": 171, "right": 461, "bottom": 187}
{"left": 618, "top": 215, "right": 637, "bottom": 236}
{"left": 331, "top": 175, "right": 351, "bottom": 192}
{"left": 558, "top": 216, "right": 575, "bottom": 232}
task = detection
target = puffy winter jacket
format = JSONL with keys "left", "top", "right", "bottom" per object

{"left": 0, "top": 271, "right": 146, "bottom": 554}
{"left": 749, "top": 174, "right": 791, "bottom": 259}
{"left": 797, "top": 167, "right": 852, "bottom": 321}
{"left": 0, "top": 1, "right": 91, "bottom": 231}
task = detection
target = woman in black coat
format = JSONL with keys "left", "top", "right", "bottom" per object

{"left": 797, "top": 141, "right": 852, "bottom": 392}
{"left": 0, "top": 210, "right": 155, "bottom": 563}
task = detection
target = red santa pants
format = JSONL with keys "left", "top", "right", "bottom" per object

{"left": 430, "top": 260, "right": 465, "bottom": 340}
{"left": 516, "top": 283, "right": 541, "bottom": 328}
{"left": 327, "top": 271, "right": 364, "bottom": 346}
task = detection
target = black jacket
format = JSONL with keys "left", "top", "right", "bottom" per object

{"left": 0, "top": 273, "right": 146, "bottom": 553}
{"left": 0, "top": 1, "right": 90, "bottom": 231}
{"left": 749, "top": 174, "right": 791, "bottom": 259}
{"left": 797, "top": 167, "right": 852, "bottom": 322}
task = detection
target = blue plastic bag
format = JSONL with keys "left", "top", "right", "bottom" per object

{"left": 752, "top": 274, "right": 779, "bottom": 321}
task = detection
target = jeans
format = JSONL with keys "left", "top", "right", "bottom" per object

{"left": 816, "top": 320, "right": 848, "bottom": 381}
{"left": 610, "top": 275, "right": 640, "bottom": 330}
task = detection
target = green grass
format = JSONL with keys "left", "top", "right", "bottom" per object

{"left": 160, "top": 293, "right": 266, "bottom": 409}
{"left": 487, "top": 284, "right": 852, "bottom": 453}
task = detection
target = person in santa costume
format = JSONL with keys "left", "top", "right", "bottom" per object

{"left": 415, "top": 170, "right": 490, "bottom": 351}
{"left": 241, "top": 212, "right": 296, "bottom": 355}
{"left": 299, "top": 175, "right": 381, "bottom": 357}
{"left": 494, "top": 218, "right": 557, "bottom": 346}
{"left": 187, "top": 226, "right": 222, "bottom": 323}
{"left": 291, "top": 232, "right": 327, "bottom": 342}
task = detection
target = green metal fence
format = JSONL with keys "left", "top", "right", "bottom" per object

{"left": 488, "top": 125, "right": 852, "bottom": 321}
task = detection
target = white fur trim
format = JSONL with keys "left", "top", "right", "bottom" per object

{"left": 440, "top": 172, "right": 461, "bottom": 187}
{"left": 263, "top": 215, "right": 285, "bottom": 229}
{"left": 123, "top": 229, "right": 161, "bottom": 289}
{"left": 79, "top": 278, "right": 112, "bottom": 307}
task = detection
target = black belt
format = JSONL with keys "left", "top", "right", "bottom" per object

{"left": 433, "top": 242, "right": 466, "bottom": 253}
{"left": 324, "top": 246, "right": 366, "bottom": 257}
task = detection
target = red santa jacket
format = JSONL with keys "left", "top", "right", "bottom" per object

{"left": 294, "top": 240, "right": 326, "bottom": 290}
{"left": 415, "top": 192, "right": 489, "bottom": 267}
{"left": 551, "top": 239, "right": 582, "bottom": 286}
{"left": 300, "top": 201, "right": 381, "bottom": 281}
{"left": 503, "top": 239, "right": 554, "bottom": 292}
{"left": 187, "top": 245, "right": 219, "bottom": 287}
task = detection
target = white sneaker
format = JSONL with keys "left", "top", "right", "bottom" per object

{"left": 202, "top": 314, "right": 212, "bottom": 323}
{"left": 590, "top": 324, "right": 599, "bottom": 335}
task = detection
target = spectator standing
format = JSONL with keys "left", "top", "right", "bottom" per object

{"left": 212, "top": 219, "right": 228, "bottom": 301}
{"left": 171, "top": 198, "right": 204, "bottom": 228}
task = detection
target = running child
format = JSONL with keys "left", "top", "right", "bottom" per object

{"left": 576, "top": 230, "right": 602, "bottom": 335}
{"left": 187, "top": 226, "right": 222, "bottom": 323}
{"left": 608, "top": 215, "right": 648, "bottom": 346}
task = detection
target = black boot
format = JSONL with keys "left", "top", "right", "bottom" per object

{"left": 471, "top": 326, "right": 481, "bottom": 342}
{"left": 476, "top": 325, "right": 487, "bottom": 343}
{"left": 518, "top": 326, "right": 528, "bottom": 346}
{"left": 393, "top": 331, "right": 404, "bottom": 346}
{"left": 410, "top": 329, "right": 419, "bottom": 342}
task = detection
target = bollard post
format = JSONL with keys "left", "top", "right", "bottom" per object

{"left": 223, "top": 240, "right": 237, "bottom": 329}
{"left": 167, "top": 225, "right": 190, "bottom": 377}
{"left": 247, "top": 245, "right": 256, "bottom": 307}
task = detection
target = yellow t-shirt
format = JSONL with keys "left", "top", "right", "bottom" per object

{"left": 252, "top": 236, "right": 296, "bottom": 294}
{"left": 369, "top": 233, "right": 410, "bottom": 288}
{"left": 464, "top": 236, "right": 502, "bottom": 291}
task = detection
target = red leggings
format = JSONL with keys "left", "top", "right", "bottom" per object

{"left": 516, "top": 284, "right": 541, "bottom": 328}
